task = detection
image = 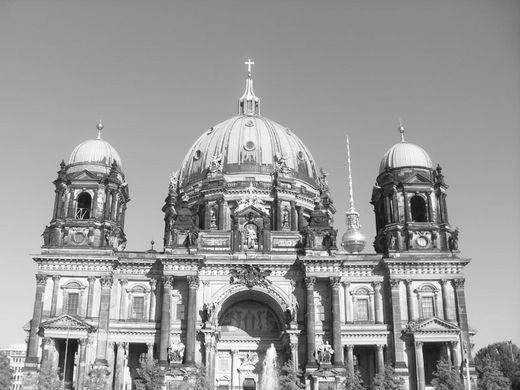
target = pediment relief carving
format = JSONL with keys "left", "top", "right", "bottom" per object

{"left": 405, "top": 317, "right": 460, "bottom": 334}
{"left": 40, "top": 314, "right": 96, "bottom": 332}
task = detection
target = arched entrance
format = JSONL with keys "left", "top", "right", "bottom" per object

{"left": 214, "top": 290, "right": 288, "bottom": 390}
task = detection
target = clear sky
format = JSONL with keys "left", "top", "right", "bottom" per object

{"left": 0, "top": 0, "right": 518, "bottom": 351}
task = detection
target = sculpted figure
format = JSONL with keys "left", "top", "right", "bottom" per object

{"left": 168, "top": 340, "right": 185, "bottom": 364}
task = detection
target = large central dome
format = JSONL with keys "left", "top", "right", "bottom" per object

{"left": 179, "top": 65, "right": 319, "bottom": 189}
{"left": 179, "top": 115, "right": 319, "bottom": 187}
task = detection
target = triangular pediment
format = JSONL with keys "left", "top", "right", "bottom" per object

{"left": 234, "top": 204, "right": 268, "bottom": 218}
{"left": 402, "top": 173, "right": 431, "bottom": 184}
{"left": 40, "top": 314, "right": 95, "bottom": 332}
{"left": 406, "top": 317, "right": 460, "bottom": 334}
{"left": 69, "top": 169, "right": 101, "bottom": 181}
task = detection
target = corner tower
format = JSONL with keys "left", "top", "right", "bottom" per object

{"left": 43, "top": 122, "right": 130, "bottom": 251}
{"left": 371, "top": 123, "right": 453, "bottom": 254}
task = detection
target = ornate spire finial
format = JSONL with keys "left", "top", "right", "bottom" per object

{"left": 346, "top": 136, "right": 355, "bottom": 213}
{"left": 238, "top": 59, "right": 260, "bottom": 116}
{"left": 96, "top": 119, "right": 104, "bottom": 140}
{"left": 398, "top": 118, "right": 405, "bottom": 142}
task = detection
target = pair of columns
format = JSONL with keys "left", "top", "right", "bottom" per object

{"left": 305, "top": 276, "right": 344, "bottom": 367}
{"left": 159, "top": 275, "right": 199, "bottom": 365}
{"left": 414, "top": 340, "right": 461, "bottom": 390}
{"left": 344, "top": 344, "right": 385, "bottom": 375}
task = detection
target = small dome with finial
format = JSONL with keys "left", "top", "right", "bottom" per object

{"left": 68, "top": 121, "right": 123, "bottom": 176}
{"left": 379, "top": 121, "right": 433, "bottom": 174}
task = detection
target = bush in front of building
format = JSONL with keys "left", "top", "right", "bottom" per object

{"left": 0, "top": 352, "right": 13, "bottom": 390}
{"left": 432, "top": 358, "right": 464, "bottom": 390}
{"left": 373, "top": 364, "right": 405, "bottom": 390}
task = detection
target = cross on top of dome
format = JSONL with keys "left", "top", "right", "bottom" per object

{"left": 239, "top": 59, "right": 260, "bottom": 116}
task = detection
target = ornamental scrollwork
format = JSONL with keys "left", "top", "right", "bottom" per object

{"left": 229, "top": 265, "right": 272, "bottom": 289}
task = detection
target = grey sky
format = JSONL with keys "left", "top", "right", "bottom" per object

{"left": 0, "top": 0, "right": 518, "bottom": 349}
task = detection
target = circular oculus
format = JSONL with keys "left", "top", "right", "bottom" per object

{"left": 244, "top": 141, "right": 256, "bottom": 151}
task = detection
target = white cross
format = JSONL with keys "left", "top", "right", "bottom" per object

{"left": 245, "top": 59, "right": 255, "bottom": 74}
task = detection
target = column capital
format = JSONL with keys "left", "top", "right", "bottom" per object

{"left": 162, "top": 276, "right": 174, "bottom": 288}
{"left": 342, "top": 281, "right": 351, "bottom": 288}
{"left": 404, "top": 279, "right": 413, "bottom": 287}
{"left": 389, "top": 279, "right": 401, "bottom": 288}
{"left": 415, "top": 340, "right": 424, "bottom": 349}
{"left": 79, "top": 338, "right": 89, "bottom": 346}
{"left": 52, "top": 275, "right": 61, "bottom": 282}
{"left": 450, "top": 340, "right": 459, "bottom": 348}
{"left": 36, "top": 274, "right": 48, "bottom": 286}
{"left": 99, "top": 276, "right": 114, "bottom": 288}
{"left": 290, "top": 342, "right": 298, "bottom": 352}
{"left": 372, "top": 281, "right": 382, "bottom": 290}
{"left": 376, "top": 344, "right": 384, "bottom": 351}
{"left": 87, "top": 275, "right": 97, "bottom": 284}
{"left": 116, "top": 342, "right": 128, "bottom": 350}
{"left": 146, "top": 342, "right": 154, "bottom": 349}
{"left": 453, "top": 278, "right": 465, "bottom": 288}
{"left": 201, "top": 280, "right": 210, "bottom": 286}
{"left": 439, "top": 278, "right": 449, "bottom": 286}
{"left": 119, "top": 278, "right": 129, "bottom": 286}
{"left": 187, "top": 275, "right": 200, "bottom": 288}
{"left": 329, "top": 277, "right": 341, "bottom": 288}
{"left": 42, "top": 337, "right": 54, "bottom": 346}
{"left": 305, "top": 277, "right": 316, "bottom": 289}
{"left": 149, "top": 279, "right": 157, "bottom": 290}
{"left": 346, "top": 344, "right": 354, "bottom": 351}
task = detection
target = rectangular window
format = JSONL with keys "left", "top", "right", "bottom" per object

{"left": 421, "top": 296, "right": 435, "bottom": 318}
{"left": 66, "top": 293, "right": 79, "bottom": 315}
{"left": 355, "top": 298, "right": 369, "bottom": 322}
{"left": 132, "top": 296, "right": 145, "bottom": 319}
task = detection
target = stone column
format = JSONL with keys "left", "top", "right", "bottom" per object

{"left": 389, "top": 279, "right": 406, "bottom": 367}
{"left": 119, "top": 279, "right": 128, "bottom": 321}
{"left": 114, "top": 342, "right": 127, "bottom": 390}
{"left": 305, "top": 277, "right": 317, "bottom": 368}
{"left": 330, "top": 277, "right": 343, "bottom": 366}
{"left": 149, "top": 279, "right": 157, "bottom": 322}
{"left": 110, "top": 190, "right": 118, "bottom": 221}
{"left": 291, "top": 342, "right": 299, "bottom": 371}
{"left": 86, "top": 276, "right": 96, "bottom": 319}
{"left": 104, "top": 190, "right": 112, "bottom": 219}
{"left": 76, "top": 338, "right": 88, "bottom": 390}
{"left": 204, "top": 335, "right": 217, "bottom": 387}
{"left": 25, "top": 274, "right": 48, "bottom": 370}
{"left": 405, "top": 279, "right": 416, "bottom": 322}
{"left": 415, "top": 341, "right": 425, "bottom": 390}
{"left": 376, "top": 344, "right": 385, "bottom": 374}
{"left": 453, "top": 279, "right": 472, "bottom": 361}
{"left": 450, "top": 340, "right": 461, "bottom": 368}
{"left": 369, "top": 292, "right": 376, "bottom": 322}
{"left": 159, "top": 276, "right": 173, "bottom": 364}
{"left": 41, "top": 337, "right": 55, "bottom": 368}
{"left": 94, "top": 276, "right": 113, "bottom": 366}
{"left": 67, "top": 188, "right": 75, "bottom": 218}
{"left": 346, "top": 345, "right": 354, "bottom": 374}
{"left": 147, "top": 342, "right": 154, "bottom": 361}
{"left": 185, "top": 276, "right": 199, "bottom": 365}
{"left": 343, "top": 282, "right": 352, "bottom": 323}
{"left": 50, "top": 275, "right": 60, "bottom": 317}
{"left": 373, "top": 282, "right": 384, "bottom": 324}
{"left": 290, "top": 201, "right": 298, "bottom": 231}
{"left": 440, "top": 279, "right": 452, "bottom": 321}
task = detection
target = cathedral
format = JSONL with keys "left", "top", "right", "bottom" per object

{"left": 23, "top": 61, "right": 476, "bottom": 390}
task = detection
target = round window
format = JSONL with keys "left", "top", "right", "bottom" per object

{"left": 193, "top": 150, "right": 202, "bottom": 160}
{"left": 244, "top": 141, "right": 256, "bottom": 151}
{"left": 297, "top": 151, "right": 305, "bottom": 160}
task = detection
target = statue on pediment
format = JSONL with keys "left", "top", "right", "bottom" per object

{"left": 168, "top": 339, "right": 185, "bottom": 364}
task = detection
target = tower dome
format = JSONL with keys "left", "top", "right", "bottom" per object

{"left": 379, "top": 123, "right": 433, "bottom": 174}
{"left": 68, "top": 121, "right": 123, "bottom": 176}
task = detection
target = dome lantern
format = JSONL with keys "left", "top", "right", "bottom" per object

{"left": 238, "top": 59, "right": 260, "bottom": 116}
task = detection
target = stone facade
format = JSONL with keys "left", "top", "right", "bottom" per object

{"left": 24, "top": 66, "right": 476, "bottom": 390}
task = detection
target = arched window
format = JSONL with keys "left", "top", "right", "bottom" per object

{"left": 417, "top": 284, "right": 438, "bottom": 319}
{"left": 62, "top": 281, "right": 85, "bottom": 316}
{"left": 352, "top": 287, "right": 373, "bottom": 323}
{"left": 75, "top": 192, "right": 92, "bottom": 219}
{"left": 129, "top": 285, "right": 148, "bottom": 321}
{"left": 410, "top": 195, "right": 428, "bottom": 222}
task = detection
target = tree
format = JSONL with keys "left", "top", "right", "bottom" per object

{"left": 431, "top": 358, "right": 464, "bottom": 390}
{"left": 279, "top": 361, "right": 304, "bottom": 390}
{"left": 135, "top": 359, "right": 165, "bottom": 390}
{"left": 0, "top": 352, "right": 12, "bottom": 390}
{"left": 475, "top": 342, "right": 520, "bottom": 390}
{"left": 342, "top": 369, "right": 365, "bottom": 390}
{"left": 86, "top": 368, "right": 110, "bottom": 390}
{"left": 37, "top": 363, "right": 61, "bottom": 390}
{"left": 373, "top": 364, "right": 405, "bottom": 390}
{"left": 172, "top": 365, "right": 210, "bottom": 390}
{"left": 476, "top": 355, "right": 511, "bottom": 390}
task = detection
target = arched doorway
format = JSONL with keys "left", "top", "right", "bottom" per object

{"left": 214, "top": 290, "right": 288, "bottom": 390}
